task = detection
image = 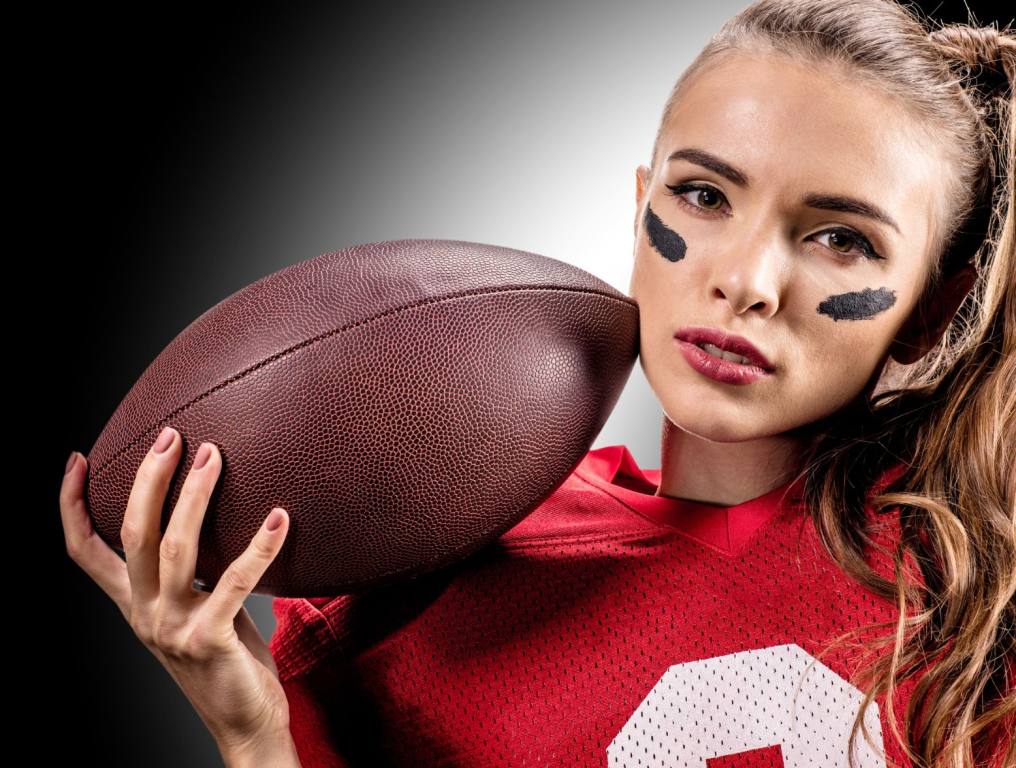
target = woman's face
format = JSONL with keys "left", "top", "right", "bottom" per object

{"left": 630, "top": 51, "right": 964, "bottom": 443}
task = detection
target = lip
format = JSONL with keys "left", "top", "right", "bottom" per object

{"left": 674, "top": 326, "right": 776, "bottom": 371}
{"left": 674, "top": 339, "right": 774, "bottom": 384}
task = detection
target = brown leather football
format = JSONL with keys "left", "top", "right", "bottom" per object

{"left": 85, "top": 239, "right": 639, "bottom": 597}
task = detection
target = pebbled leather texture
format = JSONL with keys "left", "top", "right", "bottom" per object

{"left": 85, "top": 239, "right": 640, "bottom": 597}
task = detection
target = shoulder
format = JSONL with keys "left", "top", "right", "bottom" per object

{"left": 271, "top": 565, "right": 460, "bottom": 681}
{"left": 862, "top": 460, "right": 909, "bottom": 538}
{"left": 855, "top": 458, "right": 930, "bottom": 593}
{"left": 497, "top": 451, "right": 643, "bottom": 545}
{"left": 270, "top": 446, "right": 630, "bottom": 678}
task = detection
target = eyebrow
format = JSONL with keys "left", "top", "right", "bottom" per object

{"left": 666, "top": 147, "right": 901, "bottom": 235}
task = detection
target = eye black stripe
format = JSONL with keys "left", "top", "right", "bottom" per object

{"left": 644, "top": 202, "right": 687, "bottom": 263}
{"left": 817, "top": 286, "right": 897, "bottom": 321}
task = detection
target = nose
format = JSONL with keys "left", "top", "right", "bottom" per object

{"left": 708, "top": 236, "right": 782, "bottom": 318}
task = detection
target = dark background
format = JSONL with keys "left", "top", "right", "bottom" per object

{"left": 22, "top": 1, "right": 1008, "bottom": 765}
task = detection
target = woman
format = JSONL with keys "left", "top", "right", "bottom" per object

{"left": 59, "top": 1, "right": 1014, "bottom": 766}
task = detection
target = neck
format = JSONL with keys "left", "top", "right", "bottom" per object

{"left": 655, "top": 416, "right": 811, "bottom": 506}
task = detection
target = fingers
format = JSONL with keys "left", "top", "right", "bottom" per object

{"left": 159, "top": 441, "right": 222, "bottom": 602}
{"left": 67, "top": 425, "right": 289, "bottom": 657}
{"left": 201, "top": 508, "right": 289, "bottom": 639}
{"left": 121, "top": 426, "right": 181, "bottom": 607}
{"left": 60, "top": 452, "right": 132, "bottom": 617}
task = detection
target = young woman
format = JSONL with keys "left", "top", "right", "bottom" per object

{"left": 60, "top": 1, "right": 1013, "bottom": 766}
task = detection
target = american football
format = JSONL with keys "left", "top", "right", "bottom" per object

{"left": 84, "top": 239, "right": 639, "bottom": 597}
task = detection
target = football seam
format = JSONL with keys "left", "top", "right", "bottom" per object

{"left": 91, "top": 284, "right": 638, "bottom": 482}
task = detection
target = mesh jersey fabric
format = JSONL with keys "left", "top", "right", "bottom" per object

{"left": 269, "top": 444, "right": 928, "bottom": 767}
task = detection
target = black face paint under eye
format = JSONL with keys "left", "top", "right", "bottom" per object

{"left": 644, "top": 201, "right": 687, "bottom": 262}
{"left": 817, "top": 286, "right": 897, "bottom": 321}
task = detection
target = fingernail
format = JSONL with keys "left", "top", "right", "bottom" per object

{"left": 153, "top": 426, "right": 174, "bottom": 454}
{"left": 193, "top": 443, "right": 211, "bottom": 470}
{"left": 65, "top": 451, "right": 77, "bottom": 475}
{"left": 265, "top": 509, "right": 284, "bottom": 531}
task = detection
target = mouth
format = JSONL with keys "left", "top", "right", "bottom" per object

{"left": 674, "top": 326, "right": 776, "bottom": 372}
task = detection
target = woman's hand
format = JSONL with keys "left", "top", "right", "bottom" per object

{"left": 60, "top": 426, "right": 300, "bottom": 764}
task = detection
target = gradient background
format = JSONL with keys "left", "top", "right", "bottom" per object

{"left": 34, "top": 1, "right": 1007, "bottom": 764}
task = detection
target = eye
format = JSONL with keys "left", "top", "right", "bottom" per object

{"left": 812, "top": 228, "right": 885, "bottom": 261}
{"left": 665, "top": 182, "right": 729, "bottom": 214}
{"left": 663, "top": 182, "right": 886, "bottom": 262}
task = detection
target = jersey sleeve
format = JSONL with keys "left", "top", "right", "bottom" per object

{"left": 280, "top": 662, "right": 351, "bottom": 768}
{"left": 270, "top": 565, "right": 465, "bottom": 767}
{"left": 272, "top": 596, "right": 353, "bottom": 768}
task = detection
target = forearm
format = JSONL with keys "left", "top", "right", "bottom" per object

{"left": 219, "top": 729, "right": 302, "bottom": 768}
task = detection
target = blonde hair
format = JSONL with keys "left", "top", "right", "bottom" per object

{"left": 648, "top": 2, "right": 1015, "bottom": 766}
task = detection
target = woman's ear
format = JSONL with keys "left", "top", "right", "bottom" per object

{"left": 635, "top": 165, "right": 650, "bottom": 202}
{"left": 889, "top": 262, "right": 978, "bottom": 365}
{"left": 634, "top": 165, "right": 651, "bottom": 238}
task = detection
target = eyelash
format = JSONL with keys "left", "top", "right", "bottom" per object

{"left": 663, "top": 182, "right": 886, "bottom": 262}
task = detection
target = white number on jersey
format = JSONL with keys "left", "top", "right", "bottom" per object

{"left": 607, "top": 644, "right": 887, "bottom": 767}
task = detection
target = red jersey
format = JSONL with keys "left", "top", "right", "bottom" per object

{"left": 270, "top": 444, "right": 926, "bottom": 767}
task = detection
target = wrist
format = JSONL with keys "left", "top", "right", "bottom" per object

{"left": 219, "top": 728, "right": 301, "bottom": 768}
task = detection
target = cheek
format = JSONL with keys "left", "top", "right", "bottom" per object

{"left": 633, "top": 204, "right": 690, "bottom": 312}
{"left": 631, "top": 202, "right": 693, "bottom": 305}
{"left": 800, "top": 294, "right": 900, "bottom": 392}
{"left": 803, "top": 285, "right": 901, "bottom": 376}
{"left": 776, "top": 277, "right": 902, "bottom": 404}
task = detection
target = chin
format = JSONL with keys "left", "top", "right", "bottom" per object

{"left": 659, "top": 403, "right": 768, "bottom": 443}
